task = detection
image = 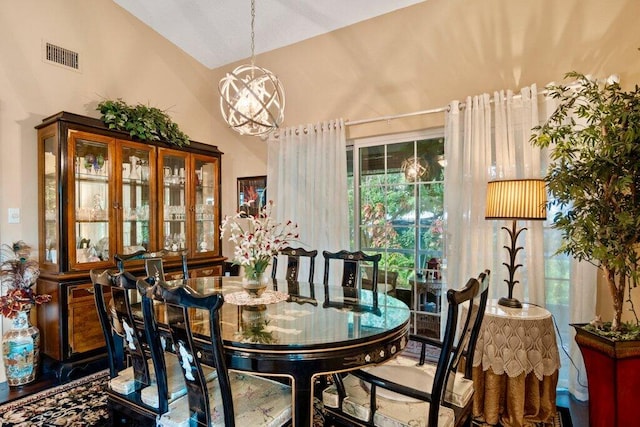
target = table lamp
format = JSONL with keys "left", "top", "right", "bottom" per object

{"left": 485, "top": 179, "right": 547, "bottom": 308}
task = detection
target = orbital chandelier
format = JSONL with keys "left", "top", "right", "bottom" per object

{"left": 219, "top": 0, "right": 285, "bottom": 136}
{"left": 401, "top": 156, "right": 428, "bottom": 182}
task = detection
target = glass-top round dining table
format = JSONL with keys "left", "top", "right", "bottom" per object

{"left": 164, "top": 276, "right": 411, "bottom": 427}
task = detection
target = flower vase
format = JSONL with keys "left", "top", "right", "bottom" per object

{"left": 2, "top": 310, "right": 40, "bottom": 386}
{"left": 242, "top": 267, "right": 269, "bottom": 298}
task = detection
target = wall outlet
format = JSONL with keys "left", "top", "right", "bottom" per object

{"left": 8, "top": 208, "right": 20, "bottom": 224}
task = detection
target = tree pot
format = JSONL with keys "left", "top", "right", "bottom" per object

{"left": 572, "top": 324, "right": 640, "bottom": 427}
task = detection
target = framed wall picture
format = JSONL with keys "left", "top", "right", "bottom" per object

{"left": 237, "top": 175, "right": 267, "bottom": 217}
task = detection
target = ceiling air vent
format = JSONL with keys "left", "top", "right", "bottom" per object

{"left": 43, "top": 41, "right": 80, "bottom": 71}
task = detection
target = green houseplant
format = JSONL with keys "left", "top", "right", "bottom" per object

{"left": 97, "top": 99, "right": 190, "bottom": 147}
{"left": 531, "top": 71, "right": 640, "bottom": 426}
{"left": 532, "top": 71, "right": 640, "bottom": 334}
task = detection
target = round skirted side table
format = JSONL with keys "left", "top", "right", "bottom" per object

{"left": 472, "top": 300, "right": 560, "bottom": 427}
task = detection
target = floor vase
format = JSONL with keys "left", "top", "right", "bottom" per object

{"left": 2, "top": 310, "right": 40, "bottom": 386}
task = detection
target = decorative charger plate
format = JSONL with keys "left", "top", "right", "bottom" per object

{"left": 224, "top": 290, "right": 289, "bottom": 306}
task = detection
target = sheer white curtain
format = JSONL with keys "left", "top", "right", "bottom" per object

{"left": 444, "top": 85, "right": 546, "bottom": 301}
{"left": 266, "top": 119, "right": 349, "bottom": 282}
{"left": 445, "top": 84, "right": 596, "bottom": 400}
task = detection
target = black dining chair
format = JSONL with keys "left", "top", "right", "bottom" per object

{"left": 133, "top": 276, "right": 216, "bottom": 414}
{"left": 359, "top": 269, "right": 490, "bottom": 426}
{"left": 90, "top": 269, "right": 160, "bottom": 424}
{"left": 322, "top": 250, "right": 381, "bottom": 290}
{"left": 271, "top": 246, "right": 318, "bottom": 283}
{"left": 322, "top": 275, "right": 481, "bottom": 427}
{"left": 91, "top": 269, "right": 125, "bottom": 382}
{"left": 141, "top": 280, "right": 292, "bottom": 426}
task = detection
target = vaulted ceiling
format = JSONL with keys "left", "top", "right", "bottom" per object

{"left": 113, "top": 0, "right": 426, "bottom": 69}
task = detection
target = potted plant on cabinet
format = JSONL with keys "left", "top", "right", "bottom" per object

{"left": 531, "top": 71, "right": 640, "bottom": 427}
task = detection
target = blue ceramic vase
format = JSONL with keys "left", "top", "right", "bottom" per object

{"left": 2, "top": 309, "right": 39, "bottom": 386}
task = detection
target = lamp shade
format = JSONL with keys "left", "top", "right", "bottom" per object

{"left": 485, "top": 179, "right": 547, "bottom": 220}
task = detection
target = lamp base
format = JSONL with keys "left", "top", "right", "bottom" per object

{"left": 498, "top": 296, "right": 522, "bottom": 309}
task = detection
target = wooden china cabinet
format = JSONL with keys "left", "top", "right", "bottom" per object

{"left": 35, "top": 111, "right": 224, "bottom": 378}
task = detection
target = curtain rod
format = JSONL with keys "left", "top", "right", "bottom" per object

{"left": 344, "top": 81, "right": 587, "bottom": 127}
{"left": 338, "top": 77, "right": 607, "bottom": 128}
{"left": 345, "top": 106, "right": 449, "bottom": 126}
{"left": 344, "top": 90, "right": 538, "bottom": 127}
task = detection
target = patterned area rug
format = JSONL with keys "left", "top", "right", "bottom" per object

{"left": 0, "top": 370, "right": 110, "bottom": 426}
{"left": 0, "top": 370, "right": 326, "bottom": 426}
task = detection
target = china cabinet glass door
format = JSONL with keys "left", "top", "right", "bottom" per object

{"left": 192, "top": 154, "right": 219, "bottom": 256}
{"left": 118, "top": 140, "right": 156, "bottom": 255}
{"left": 41, "top": 133, "right": 59, "bottom": 267}
{"left": 68, "top": 131, "right": 115, "bottom": 270}
{"left": 159, "top": 148, "right": 188, "bottom": 253}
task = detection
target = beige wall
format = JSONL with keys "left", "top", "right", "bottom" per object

{"left": 0, "top": 0, "right": 261, "bottom": 383}
{"left": 1, "top": 0, "right": 639, "bottom": 383}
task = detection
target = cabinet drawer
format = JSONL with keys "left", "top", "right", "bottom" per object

{"left": 189, "top": 265, "right": 222, "bottom": 278}
{"left": 68, "top": 282, "right": 97, "bottom": 303}
{"left": 67, "top": 282, "right": 106, "bottom": 356}
{"left": 165, "top": 270, "right": 187, "bottom": 281}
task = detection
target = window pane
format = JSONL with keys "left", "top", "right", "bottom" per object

{"left": 352, "top": 133, "right": 444, "bottom": 337}
{"left": 360, "top": 145, "right": 388, "bottom": 186}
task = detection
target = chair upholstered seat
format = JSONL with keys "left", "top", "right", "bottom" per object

{"left": 158, "top": 372, "right": 291, "bottom": 427}
{"left": 323, "top": 272, "right": 489, "bottom": 427}
{"left": 108, "top": 360, "right": 154, "bottom": 395}
{"left": 323, "top": 373, "right": 455, "bottom": 427}
{"left": 367, "top": 355, "right": 474, "bottom": 408}
{"left": 140, "top": 352, "right": 217, "bottom": 408}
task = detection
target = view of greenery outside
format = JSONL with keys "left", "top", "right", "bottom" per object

{"left": 348, "top": 133, "right": 572, "bottom": 380}
{"left": 348, "top": 135, "right": 445, "bottom": 336}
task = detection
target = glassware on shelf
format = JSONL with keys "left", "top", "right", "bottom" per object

{"left": 84, "top": 154, "right": 94, "bottom": 174}
{"left": 129, "top": 156, "right": 141, "bottom": 180}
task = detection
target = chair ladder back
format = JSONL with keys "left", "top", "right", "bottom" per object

{"left": 111, "top": 272, "right": 153, "bottom": 389}
{"left": 154, "top": 284, "right": 235, "bottom": 427}
{"left": 90, "top": 269, "right": 124, "bottom": 378}
{"left": 115, "top": 249, "right": 151, "bottom": 273}
{"left": 322, "top": 250, "right": 381, "bottom": 290}
{"left": 447, "top": 280, "right": 481, "bottom": 376}
{"left": 462, "top": 269, "right": 490, "bottom": 379}
{"left": 145, "top": 258, "right": 166, "bottom": 282}
{"left": 136, "top": 277, "right": 171, "bottom": 414}
{"left": 272, "top": 247, "right": 318, "bottom": 283}
{"left": 431, "top": 277, "right": 480, "bottom": 426}
{"left": 115, "top": 249, "right": 189, "bottom": 280}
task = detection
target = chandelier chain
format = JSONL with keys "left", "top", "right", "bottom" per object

{"left": 250, "top": 0, "right": 256, "bottom": 68}
{"left": 218, "top": 0, "right": 285, "bottom": 136}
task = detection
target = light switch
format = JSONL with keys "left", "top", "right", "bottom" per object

{"left": 8, "top": 208, "right": 20, "bottom": 224}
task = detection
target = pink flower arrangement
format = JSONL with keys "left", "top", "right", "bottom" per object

{"left": 221, "top": 201, "right": 298, "bottom": 280}
{"left": 0, "top": 241, "right": 51, "bottom": 318}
